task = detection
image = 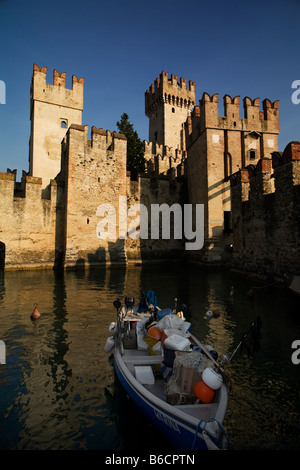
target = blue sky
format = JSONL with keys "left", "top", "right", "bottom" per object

{"left": 0, "top": 0, "right": 300, "bottom": 178}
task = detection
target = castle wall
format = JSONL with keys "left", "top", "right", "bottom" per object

{"left": 60, "top": 125, "right": 127, "bottom": 268}
{"left": 0, "top": 172, "right": 64, "bottom": 269}
{"left": 59, "top": 124, "right": 184, "bottom": 269}
{"left": 125, "top": 173, "right": 184, "bottom": 262}
{"left": 230, "top": 142, "right": 300, "bottom": 280}
{"left": 0, "top": 126, "right": 185, "bottom": 271}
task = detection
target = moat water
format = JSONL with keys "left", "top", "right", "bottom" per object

{"left": 0, "top": 263, "right": 300, "bottom": 451}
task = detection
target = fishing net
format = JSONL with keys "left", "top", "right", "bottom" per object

{"left": 164, "top": 350, "right": 214, "bottom": 404}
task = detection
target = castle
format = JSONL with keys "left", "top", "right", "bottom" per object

{"left": 0, "top": 64, "right": 299, "bottom": 281}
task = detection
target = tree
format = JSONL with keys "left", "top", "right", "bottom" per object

{"left": 116, "top": 113, "right": 146, "bottom": 179}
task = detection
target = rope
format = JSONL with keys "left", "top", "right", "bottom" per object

{"left": 208, "top": 418, "right": 232, "bottom": 450}
{"left": 192, "top": 418, "right": 232, "bottom": 450}
{"left": 191, "top": 419, "right": 205, "bottom": 449}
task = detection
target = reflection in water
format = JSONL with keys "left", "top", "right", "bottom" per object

{"left": 0, "top": 263, "right": 299, "bottom": 450}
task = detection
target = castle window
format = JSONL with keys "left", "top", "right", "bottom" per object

{"left": 249, "top": 150, "right": 256, "bottom": 160}
{"left": 98, "top": 177, "right": 100, "bottom": 183}
{"left": 225, "top": 152, "right": 232, "bottom": 180}
{"left": 172, "top": 108, "right": 175, "bottom": 113}
{"left": 87, "top": 218, "right": 90, "bottom": 224}
{"left": 224, "top": 212, "right": 232, "bottom": 234}
{"left": 61, "top": 120, "right": 67, "bottom": 129}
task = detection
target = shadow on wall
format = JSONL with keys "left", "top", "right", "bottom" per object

{"left": 64, "top": 241, "right": 127, "bottom": 270}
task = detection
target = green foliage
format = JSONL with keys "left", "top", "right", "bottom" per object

{"left": 116, "top": 113, "right": 146, "bottom": 178}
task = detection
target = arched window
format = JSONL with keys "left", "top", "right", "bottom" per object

{"left": 61, "top": 120, "right": 67, "bottom": 129}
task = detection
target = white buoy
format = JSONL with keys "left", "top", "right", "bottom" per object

{"left": 104, "top": 336, "right": 115, "bottom": 353}
{"left": 202, "top": 367, "right": 223, "bottom": 390}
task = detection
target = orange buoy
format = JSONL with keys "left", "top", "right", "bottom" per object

{"left": 147, "top": 325, "right": 161, "bottom": 340}
{"left": 31, "top": 304, "right": 40, "bottom": 320}
{"left": 193, "top": 380, "right": 215, "bottom": 403}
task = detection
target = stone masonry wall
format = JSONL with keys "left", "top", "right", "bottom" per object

{"left": 230, "top": 142, "right": 300, "bottom": 280}
{"left": 125, "top": 172, "right": 184, "bottom": 262}
{"left": 60, "top": 124, "right": 127, "bottom": 268}
{"left": 60, "top": 124, "right": 184, "bottom": 269}
{"left": 0, "top": 171, "right": 64, "bottom": 269}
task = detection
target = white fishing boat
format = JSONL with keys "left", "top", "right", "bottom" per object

{"left": 105, "top": 293, "right": 231, "bottom": 450}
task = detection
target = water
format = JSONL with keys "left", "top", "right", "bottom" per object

{"left": 0, "top": 263, "right": 300, "bottom": 451}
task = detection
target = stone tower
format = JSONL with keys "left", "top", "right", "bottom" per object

{"left": 145, "top": 71, "right": 195, "bottom": 151}
{"left": 29, "top": 64, "right": 84, "bottom": 188}
{"left": 186, "top": 92, "right": 280, "bottom": 263}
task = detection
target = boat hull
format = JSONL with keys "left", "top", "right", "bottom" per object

{"left": 114, "top": 348, "right": 226, "bottom": 450}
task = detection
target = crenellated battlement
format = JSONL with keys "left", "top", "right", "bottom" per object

{"left": 64, "top": 124, "right": 127, "bottom": 152}
{"left": 186, "top": 92, "right": 279, "bottom": 153}
{"left": 143, "top": 140, "right": 186, "bottom": 176}
{"left": 91, "top": 126, "right": 127, "bottom": 150}
{"left": 230, "top": 141, "right": 300, "bottom": 194}
{"left": 0, "top": 169, "right": 58, "bottom": 201}
{"left": 32, "top": 63, "right": 84, "bottom": 88}
{"left": 230, "top": 157, "right": 275, "bottom": 201}
{"left": 145, "top": 71, "right": 195, "bottom": 117}
{"left": 145, "top": 71, "right": 195, "bottom": 95}
{"left": 144, "top": 140, "right": 186, "bottom": 160}
{"left": 31, "top": 63, "right": 84, "bottom": 110}
{"left": 224, "top": 94, "right": 240, "bottom": 117}
{"left": 194, "top": 91, "right": 279, "bottom": 132}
